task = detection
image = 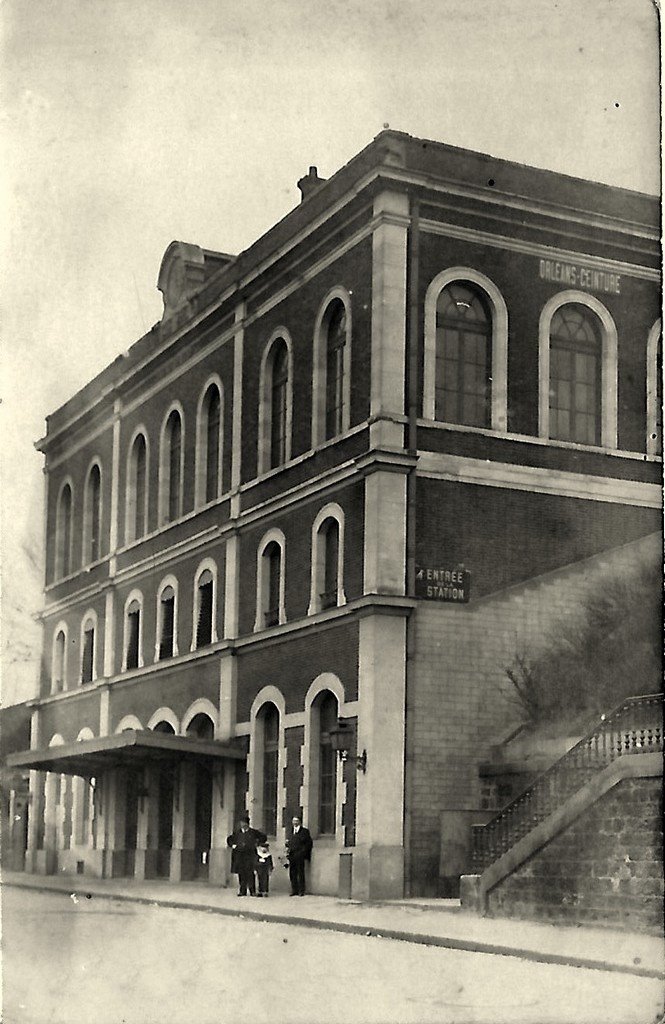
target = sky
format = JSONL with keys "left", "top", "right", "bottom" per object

{"left": 1, "top": 0, "right": 661, "bottom": 704}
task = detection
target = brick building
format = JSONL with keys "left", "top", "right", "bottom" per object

{"left": 7, "top": 131, "right": 662, "bottom": 899}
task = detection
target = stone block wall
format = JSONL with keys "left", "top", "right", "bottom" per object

{"left": 486, "top": 776, "right": 663, "bottom": 932}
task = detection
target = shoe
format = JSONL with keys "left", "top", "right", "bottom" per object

{"left": 289, "top": 892, "right": 298, "bottom": 896}
{"left": 237, "top": 892, "right": 246, "bottom": 897}
{"left": 298, "top": 892, "right": 305, "bottom": 896}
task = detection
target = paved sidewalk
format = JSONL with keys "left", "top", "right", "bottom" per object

{"left": 3, "top": 870, "right": 663, "bottom": 980}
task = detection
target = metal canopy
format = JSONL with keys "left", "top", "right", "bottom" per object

{"left": 4, "top": 729, "right": 246, "bottom": 777}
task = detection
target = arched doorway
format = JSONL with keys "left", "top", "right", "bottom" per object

{"left": 186, "top": 714, "right": 214, "bottom": 879}
{"left": 153, "top": 721, "right": 176, "bottom": 878}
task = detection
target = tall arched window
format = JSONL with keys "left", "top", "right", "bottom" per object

{"left": 316, "top": 691, "right": 338, "bottom": 836}
{"left": 84, "top": 463, "right": 102, "bottom": 564}
{"left": 80, "top": 613, "right": 96, "bottom": 685}
{"left": 259, "top": 703, "right": 280, "bottom": 835}
{"left": 270, "top": 341, "right": 289, "bottom": 469}
{"left": 549, "top": 304, "right": 601, "bottom": 445}
{"left": 56, "top": 483, "right": 73, "bottom": 578}
{"left": 255, "top": 530, "right": 286, "bottom": 631}
{"left": 124, "top": 596, "right": 142, "bottom": 671}
{"left": 157, "top": 584, "right": 177, "bottom": 660}
{"left": 325, "top": 301, "right": 346, "bottom": 440}
{"left": 265, "top": 543, "right": 281, "bottom": 628}
{"left": 162, "top": 409, "right": 183, "bottom": 523}
{"left": 435, "top": 283, "right": 491, "bottom": 427}
{"left": 195, "top": 569, "right": 214, "bottom": 648}
{"left": 258, "top": 334, "right": 293, "bottom": 474}
{"left": 52, "top": 628, "right": 67, "bottom": 693}
{"left": 127, "top": 432, "right": 147, "bottom": 543}
{"left": 204, "top": 386, "right": 222, "bottom": 503}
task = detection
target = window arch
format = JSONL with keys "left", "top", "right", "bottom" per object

{"left": 308, "top": 503, "right": 346, "bottom": 614}
{"left": 258, "top": 702, "right": 280, "bottom": 835}
{"left": 196, "top": 379, "right": 224, "bottom": 506}
{"left": 159, "top": 405, "right": 184, "bottom": 525}
{"left": 539, "top": 291, "right": 618, "bottom": 448}
{"left": 126, "top": 429, "right": 148, "bottom": 544}
{"left": 83, "top": 461, "right": 102, "bottom": 564}
{"left": 192, "top": 559, "right": 218, "bottom": 650}
{"left": 646, "top": 320, "right": 662, "bottom": 455}
{"left": 55, "top": 480, "right": 74, "bottom": 579}
{"left": 181, "top": 699, "right": 218, "bottom": 736}
{"left": 155, "top": 576, "right": 179, "bottom": 661}
{"left": 254, "top": 529, "right": 286, "bottom": 631}
{"left": 424, "top": 268, "right": 508, "bottom": 430}
{"left": 80, "top": 610, "right": 98, "bottom": 685}
{"left": 258, "top": 331, "right": 293, "bottom": 474}
{"left": 123, "top": 590, "right": 144, "bottom": 671}
{"left": 312, "top": 289, "right": 352, "bottom": 446}
{"left": 51, "top": 623, "right": 68, "bottom": 694}
{"left": 147, "top": 707, "right": 180, "bottom": 733}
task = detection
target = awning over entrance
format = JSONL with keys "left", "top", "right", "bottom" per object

{"left": 4, "top": 730, "right": 246, "bottom": 777}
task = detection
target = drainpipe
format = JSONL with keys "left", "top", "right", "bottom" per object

{"left": 403, "top": 197, "right": 420, "bottom": 897}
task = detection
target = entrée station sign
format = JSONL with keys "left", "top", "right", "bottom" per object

{"left": 415, "top": 567, "right": 470, "bottom": 603}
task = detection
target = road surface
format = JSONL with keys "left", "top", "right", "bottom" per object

{"left": 2, "top": 888, "right": 662, "bottom": 1024}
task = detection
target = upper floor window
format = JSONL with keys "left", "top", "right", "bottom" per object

{"left": 157, "top": 581, "right": 177, "bottom": 660}
{"left": 196, "top": 381, "right": 223, "bottom": 505}
{"left": 51, "top": 627, "right": 67, "bottom": 694}
{"left": 254, "top": 530, "right": 286, "bottom": 631}
{"left": 549, "top": 305, "right": 601, "bottom": 445}
{"left": 258, "top": 333, "right": 293, "bottom": 474}
{"left": 311, "top": 291, "right": 352, "bottom": 447}
{"left": 160, "top": 408, "right": 184, "bottom": 525}
{"left": 308, "top": 504, "right": 346, "bottom": 615}
{"left": 424, "top": 269, "right": 508, "bottom": 431}
{"left": 83, "top": 462, "right": 102, "bottom": 564}
{"left": 55, "top": 482, "right": 73, "bottom": 579}
{"left": 539, "top": 292, "right": 617, "bottom": 449}
{"left": 259, "top": 702, "right": 280, "bottom": 836}
{"left": 126, "top": 431, "right": 148, "bottom": 544}
{"left": 80, "top": 613, "right": 97, "bottom": 685}
{"left": 194, "top": 568, "right": 215, "bottom": 649}
{"left": 124, "top": 594, "right": 143, "bottom": 671}
{"left": 646, "top": 321, "right": 662, "bottom": 456}
{"left": 436, "top": 283, "right": 491, "bottom": 427}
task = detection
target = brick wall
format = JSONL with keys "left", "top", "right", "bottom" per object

{"left": 486, "top": 776, "right": 663, "bottom": 933}
{"left": 407, "top": 532, "right": 660, "bottom": 895}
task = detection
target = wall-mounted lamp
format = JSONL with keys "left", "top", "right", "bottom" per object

{"left": 328, "top": 719, "right": 368, "bottom": 774}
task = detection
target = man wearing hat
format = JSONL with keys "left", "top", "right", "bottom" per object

{"left": 226, "top": 816, "right": 267, "bottom": 896}
{"left": 286, "top": 816, "right": 313, "bottom": 896}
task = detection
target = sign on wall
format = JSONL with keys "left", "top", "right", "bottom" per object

{"left": 415, "top": 567, "right": 470, "bottom": 603}
{"left": 538, "top": 258, "right": 621, "bottom": 296}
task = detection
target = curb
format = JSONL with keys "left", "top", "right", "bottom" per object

{"left": 4, "top": 879, "right": 663, "bottom": 981}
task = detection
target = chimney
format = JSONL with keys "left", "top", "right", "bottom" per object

{"left": 297, "top": 166, "right": 326, "bottom": 202}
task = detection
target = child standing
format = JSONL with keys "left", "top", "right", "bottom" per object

{"left": 255, "top": 841, "right": 274, "bottom": 897}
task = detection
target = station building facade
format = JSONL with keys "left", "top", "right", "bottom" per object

{"left": 11, "top": 131, "right": 661, "bottom": 898}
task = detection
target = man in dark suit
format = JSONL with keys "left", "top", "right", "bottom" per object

{"left": 226, "top": 817, "right": 266, "bottom": 896}
{"left": 286, "top": 815, "right": 313, "bottom": 896}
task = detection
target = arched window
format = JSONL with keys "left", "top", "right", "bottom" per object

{"left": 259, "top": 702, "right": 280, "bottom": 835}
{"left": 646, "top": 322, "right": 662, "bottom": 455}
{"left": 56, "top": 482, "right": 73, "bottom": 578}
{"left": 52, "top": 628, "right": 67, "bottom": 694}
{"left": 315, "top": 691, "right": 338, "bottom": 836}
{"left": 325, "top": 301, "right": 347, "bottom": 439}
{"left": 549, "top": 304, "right": 601, "bottom": 445}
{"left": 265, "top": 543, "right": 281, "bottom": 628}
{"left": 160, "top": 408, "right": 183, "bottom": 525}
{"left": 309, "top": 506, "right": 346, "bottom": 614}
{"left": 196, "top": 382, "right": 223, "bottom": 505}
{"left": 258, "top": 334, "right": 293, "bottom": 474}
{"left": 124, "top": 595, "right": 143, "bottom": 671}
{"left": 80, "top": 613, "right": 97, "bottom": 685}
{"left": 435, "top": 283, "right": 491, "bottom": 427}
{"left": 195, "top": 569, "right": 214, "bottom": 648}
{"left": 312, "top": 290, "right": 352, "bottom": 447}
{"left": 254, "top": 530, "right": 286, "bottom": 631}
{"left": 126, "top": 432, "right": 148, "bottom": 543}
{"left": 84, "top": 463, "right": 102, "bottom": 564}
{"left": 157, "top": 583, "right": 177, "bottom": 660}
{"left": 270, "top": 342, "right": 289, "bottom": 469}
